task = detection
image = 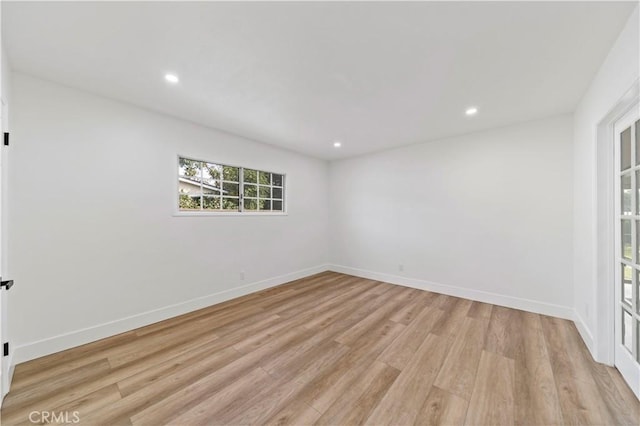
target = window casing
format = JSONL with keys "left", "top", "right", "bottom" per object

{"left": 178, "top": 157, "right": 285, "bottom": 214}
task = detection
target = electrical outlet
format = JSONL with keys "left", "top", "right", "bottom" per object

{"left": 398, "top": 264, "right": 404, "bottom": 272}
{"left": 240, "top": 271, "right": 245, "bottom": 281}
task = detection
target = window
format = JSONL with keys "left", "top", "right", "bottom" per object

{"left": 178, "top": 157, "right": 285, "bottom": 213}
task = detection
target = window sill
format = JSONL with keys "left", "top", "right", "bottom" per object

{"left": 173, "top": 211, "right": 288, "bottom": 217}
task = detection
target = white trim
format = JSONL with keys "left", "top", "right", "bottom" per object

{"left": 595, "top": 80, "right": 640, "bottom": 365}
{"left": 7, "top": 354, "right": 14, "bottom": 386}
{"left": 3, "top": 352, "right": 14, "bottom": 404}
{"left": 612, "top": 103, "right": 640, "bottom": 399}
{"left": 0, "top": 98, "right": 7, "bottom": 403}
{"left": 328, "top": 265, "right": 575, "bottom": 320}
{"left": 574, "top": 310, "right": 596, "bottom": 360}
{"left": 173, "top": 211, "right": 288, "bottom": 217}
{"left": 11, "top": 264, "right": 330, "bottom": 365}
{"left": 0, "top": 352, "right": 13, "bottom": 406}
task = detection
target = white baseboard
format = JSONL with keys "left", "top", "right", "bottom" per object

{"left": 329, "top": 264, "right": 575, "bottom": 320}
{"left": 12, "top": 264, "right": 330, "bottom": 365}
{"left": 12, "top": 264, "right": 587, "bottom": 373}
{"left": 8, "top": 356, "right": 15, "bottom": 386}
{"left": 1, "top": 350, "right": 15, "bottom": 406}
{"left": 573, "top": 310, "right": 599, "bottom": 363}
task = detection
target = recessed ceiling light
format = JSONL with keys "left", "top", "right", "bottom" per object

{"left": 333, "top": 141, "right": 342, "bottom": 148}
{"left": 465, "top": 107, "right": 478, "bottom": 116}
{"left": 165, "top": 73, "right": 179, "bottom": 84}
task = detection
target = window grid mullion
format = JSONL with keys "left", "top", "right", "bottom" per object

{"left": 633, "top": 121, "right": 639, "bottom": 361}
{"left": 178, "top": 157, "right": 284, "bottom": 214}
{"left": 199, "top": 161, "right": 204, "bottom": 210}
{"left": 239, "top": 168, "right": 244, "bottom": 212}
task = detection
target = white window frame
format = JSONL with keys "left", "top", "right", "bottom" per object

{"left": 173, "top": 155, "right": 287, "bottom": 217}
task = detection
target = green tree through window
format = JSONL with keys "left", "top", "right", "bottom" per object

{"left": 178, "top": 157, "right": 284, "bottom": 213}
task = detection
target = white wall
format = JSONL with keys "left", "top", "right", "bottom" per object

{"left": 1, "top": 50, "right": 11, "bottom": 109}
{"left": 8, "top": 73, "right": 329, "bottom": 362}
{"left": 573, "top": 6, "right": 639, "bottom": 360}
{"left": 330, "top": 115, "right": 574, "bottom": 317}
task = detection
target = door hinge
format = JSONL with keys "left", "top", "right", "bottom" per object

{"left": 3, "top": 342, "right": 8, "bottom": 357}
{"left": 0, "top": 279, "right": 14, "bottom": 290}
{"left": 3, "top": 132, "right": 8, "bottom": 146}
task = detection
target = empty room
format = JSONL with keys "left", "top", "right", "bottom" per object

{"left": 0, "top": 0, "right": 638, "bottom": 425}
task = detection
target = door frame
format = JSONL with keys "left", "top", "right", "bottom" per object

{"left": 596, "top": 80, "right": 639, "bottom": 367}
{"left": 0, "top": 97, "right": 6, "bottom": 401}
{"left": 0, "top": 99, "right": 3, "bottom": 401}
{"left": 612, "top": 104, "right": 640, "bottom": 396}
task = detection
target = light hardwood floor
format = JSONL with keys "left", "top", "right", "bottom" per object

{"left": 2, "top": 272, "right": 639, "bottom": 425}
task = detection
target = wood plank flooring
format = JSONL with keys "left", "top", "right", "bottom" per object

{"left": 2, "top": 272, "right": 638, "bottom": 425}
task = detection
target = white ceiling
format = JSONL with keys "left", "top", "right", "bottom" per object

{"left": 3, "top": 1, "right": 636, "bottom": 160}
